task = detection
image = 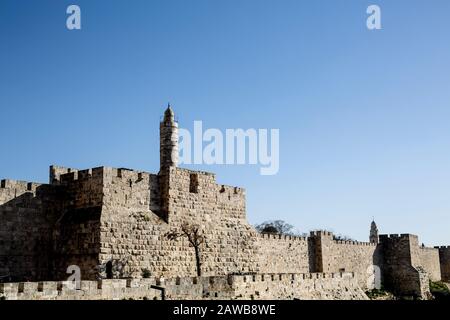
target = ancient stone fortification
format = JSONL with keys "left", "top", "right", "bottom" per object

{"left": 436, "top": 247, "right": 450, "bottom": 282}
{"left": 0, "top": 272, "right": 366, "bottom": 300}
{"left": 0, "top": 107, "right": 449, "bottom": 300}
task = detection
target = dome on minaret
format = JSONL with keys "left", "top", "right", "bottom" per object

{"left": 160, "top": 104, "right": 179, "bottom": 170}
{"left": 163, "top": 103, "right": 175, "bottom": 122}
{"left": 370, "top": 220, "right": 379, "bottom": 244}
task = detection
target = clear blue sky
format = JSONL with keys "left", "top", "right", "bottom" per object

{"left": 1, "top": 0, "right": 450, "bottom": 245}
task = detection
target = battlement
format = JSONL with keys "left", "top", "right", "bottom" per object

{"left": 0, "top": 278, "right": 160, "bottom": 300}
{"left": 310, "top": 230, "right": 333, "bottom": 237}
{"left": 332, "top": 239, "right": 376, "bottom": 247}
{"left": 218, "top": 184, "right": 245, "bottom": 196}
{"left": 0, "top": 179, "right": 45, "bottom": 205}
{"left": 169, "top": 166, "right": 216, "bottom": 178}
{"left": 112, "top": 168, "right": 151, "bottom": 181}
{"left": 56, "top": 166, "right": 155, "bottom": 184}
{"left": 437, "top": 246, "right": 450, "bottom": 282}
{"left": 49, "top": 165, "right": 79, "bottom": 184}
{"left": 59, "top": 167, "right": 104, "bottom": 184}
{"left": 419, "top": 246, "right": 439, "bottom": 252}
{"left": 435, "top": 246, "right": 450, "bottom": 250}
{"left": 379, "top": 233, "right": 418, "bottom": 241}
{"left": 166, "top": 166, "right": 246, "bottom": 197}
{"left": 0, "top": 273, "right": 359, "bottom": 300}
{"left": 260, "top": 233, "right": 307, "bottom": 242}
{"left": 0, "top": 179, "right": 42, "bottom": 192}
{"left": 163, "top": 276, "right": 204, "bottom": 286}
{"left": 230, "top": 272, "right": 355, "bottom": 285}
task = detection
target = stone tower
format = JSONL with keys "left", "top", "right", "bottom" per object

{"left": 160, "top": 104, "right": 179, "bottom": 170}
{"left": 370, "top": 220, "right": 379, "bottom": 244}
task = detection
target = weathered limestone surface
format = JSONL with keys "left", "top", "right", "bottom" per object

{"left": 230, "top": 272, "right": 368, "bottom": 300}
{"left": 0, "top": 180, "right": 64, "bottom": 281}
{"left": 0, "top": 273, "right": 366, "bottom": 300}
{"left": 0, "top": 279, "right": 160, "bottom": 300}
{"left": 419, "top": 247, "right": 441, "bottom": 281}
{"left": 308, "top": 231, "right": 380, "bottom": 289}
{"left": 257, "top": 234, "right": 310, "bottom": 274}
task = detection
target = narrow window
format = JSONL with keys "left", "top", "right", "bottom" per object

{"left": 106, "top": 261, "right": 113, "bottom": 279}
{"left": 189, "top": 174, "right": 199, "bottom": 193}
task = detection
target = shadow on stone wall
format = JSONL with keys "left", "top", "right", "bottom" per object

{"left": 0, "top": 184, "right": 101, "bottom": 282}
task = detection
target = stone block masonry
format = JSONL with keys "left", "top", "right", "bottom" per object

{"left": 0, "top": 279, "right": 161, "bottom": 300}
{"left": 0, "top": 273, "right": 366, "bottom": 300}
{"left": 307, "top": 231, "right": 380, "bottom": 289}
{"left": 230, "top": 272, "right": 368, "bottom": 300}
{"left": 0, "top": 178, "right": 64, "bottom": 281}
{"left": 257, "top": 234, "right": 310, "bottom": 275}
{"left": 419, "top": 246, "right": 441, "bottom": 281}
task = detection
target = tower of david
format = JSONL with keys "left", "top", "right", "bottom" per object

{"left": 0, "top": 107, "right": 449, "bottom": 300}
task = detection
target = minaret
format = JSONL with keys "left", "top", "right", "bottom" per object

{"left": 160, "top": 104, "right": 179, "bottom": 170}
{"left": 369, "top": 220, "right": 379, "bottom": 244}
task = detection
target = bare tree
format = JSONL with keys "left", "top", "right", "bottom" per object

{"left": 166, "top": 222, "right": 206, "bottom": 276}
{"left": 255, "top": 220, "right": 295, "bottom": 235}
{"left": 333, "top": 234, "right": 356, "bottom": 242}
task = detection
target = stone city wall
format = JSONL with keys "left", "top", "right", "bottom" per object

{"left": 0, "top": 273, "right": 368, "bottom": 300}
{"left": 0, "top": 278, "right": 161, "bottom": 300}
{"left": 257, "top": 234, "right": 310, "bottom": 274}
{"left": 308, "top": 231, "right": 379, "bottom": 289}
{"left": 153, "top": 167, "right": 259, "bottom": 277}
{"left": 418, "top": 247, "right": 441, "bottom": 282}
{"left": 436, "top": 246, "right": 450, "bottom": 282}
{"left": 230, "top": 272, "right": 368, "bottom": 300}
{"left": 96, "top": 166, "right": 258, "bottom": 279}
{"left": 52, "top": 167, "right": 105, "bottom": 280}
{"left": 99, "top": 167, "right": 170, "bottom": 279}
{"left": 1, "top": 163, "right": 447, "bottom": 299}
{"left": 0, "top": 179, "right": 63, "bottom": 281}
{"left": 379, "top": 234, "right": 431, "bottom": 299}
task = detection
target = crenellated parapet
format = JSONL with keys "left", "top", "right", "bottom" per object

{"left": 0, "top": 179, "right": 43, "bottom": 205}
{"left": 50, "top": 165, "right": 79, "bottom": 184}
{"left": 58, "top": 167, "right": 104, "bottom": 184}
{"left": 228, "top": 271, "right": 366, "bottom": 300}
{"left": 378, "top": 233, "right": 438, "bottom": 297}
{"left": 0, "top": 179, "right": 40, "bottom": 191}
{"left": 309, "top": 231, "right": 377, "bottom": 246}
{"left": 0, "top": 279, "right": 160, "bottom": 300}
{"left": 101, "top": 167, "right": 160, "bottom": 213}
{"left": 260, "top": 233, "right": 307, "bottom": 242}
{"left": 160, "top": 166, "right": 247, "bottom": 222}
{"left": 0, "top": 273, "right": 364, "bottom": 300}
{"left": 333, "top": 240, "right": 376, "bottom": 246}
{"left": 230, "top": 272, "right": 355, "bottom": 285}
{"left": 379, "top": 233, "right": 418, "bottom": 241}
{"left": 310, "top": 230, "right": 333, "bottom": 237}
{"left": 217, "top": 184, "right": 245, "bottom": 197}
